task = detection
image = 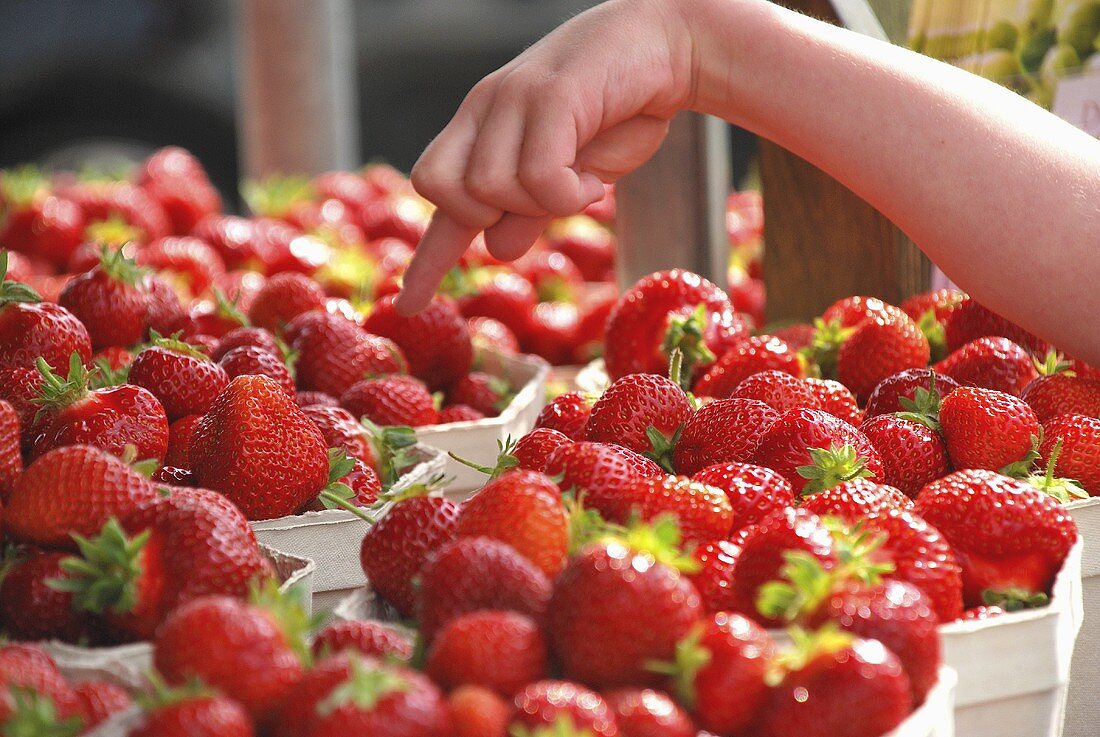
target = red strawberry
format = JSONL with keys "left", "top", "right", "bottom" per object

{"left": 153, "top": 465, "right": 194, "bottom": 486}
{"left": 510, "top": 681, "right": 619, "bottom": 737}
{"left": 691, "top": 462, "right": 795, "bottom": 533}
{"left": 0, "top": 257, "right": 92, "bottom": 372}
{"left": 864, "top": 367, "right": 960, "bottom": 420}
{"left": 311, "top": 620, "right": 413, "bottom": 661}
{"left": 0, "top": 550, "right": 87, "bottom": 642}
{"left": 686, "top": 539, "right": 742, "bottom": 613}
{"left": 584, "top": 373, "right": 692, "bottom": 463}
{"left": 571, "top": 294, "right": 617, "bottom": 365}
{"left": 457, "top": 272, "right": 538, "bottom": 342}
{"left": 837, "top": 313, "right": 930, "bottom": 402}
{"left": 456, "top": 470, "right": 567, "bottom": 577}
{"left": 136, "top": 148, "right": 222, "bottom": 232}
{"left": 594, "top": 475, "right": 733, "bottom": 543}
{"left": 901, "top": 288, "right": 966, "bottom": 325}
{"left": 468, "top": 316, "right": 519, "bottom": 355}
{"left": 1040, "top": 414, "right": 1100, "bottom": 495}
{"left": 58, "top": 248, "right": 150, "bottom": 350}
{"left": 673, "top": 399, "right": 779, "bottom": 476}
{"left": 914, "top": 469, "right": 1077, "bottom": 607}
{"left": 439, "top": 404, "right": 485, "bottom": 423}
{"left": 364, "top": 295, "right": 472, "bottom": 390}
{"left": 523, "top": 301, "right": 580, "bottom": 366}
{"left": 751, "top": 409, "right": 883, "bottom": 496}
{"left": 165, "top": 414, "right": 202, "bottom": 468}
{"left": 73, "top": 681, "right": 131, "bottom": 729}
{"left": 547, "top": 520, "right": 702, "bottom": 688}
{"left": 247, "top": 272, "right": 326, "bottom": 333}
{"left": 800, "top": 478, "right": 913, "bottom": 518}
{"left": 859, "top": 414, "right": 951, "bottom": 497}
{"left": 296, "top": 390, "right": 338, "bottom": 408}
{"left": 360, "top": 495, "right": 461, "bottom": 617}
{"left": 935, "top": 337, "right": 1037, "bottom": 395}
{"left": 341, "top": 375, "right": 439, "bottom": 427}
{"left": 602, "top": 689, "right": 694, "bottom": 737}
{"left": 1022, "top": 370, "right": 1100, "bottom": 422}
{"left": 545, "top": 214, "right": 615, "bottom": 278}
{"left": 190, "top": 375, "right": 329, "bottom": 520}
{"left": 301, "top": 405, "right": 374, "bottom": 467}
{"left": 290, "top": 310, "right": 406, "bottom": 397}
{"left": 63, "top": 178, "right": 169, "bottom": 241}
{"left": 804, "top": 378, "right": 862, "bottom": 425}
{"left": 939, "top": 386, "right": 1040, "bottom": 471}
{"left": 534, "top": 391, "right": 593, "bottom": 440}
{"left": 192, "top": 214, "right": 264, "bottom": 271}
{"left": 944, "top": 297, "right": 1049, "bottom": 355}
{"left": 0, "top": 368, "right": 46, "bottom": 449}
{"left": 0, "top": 170, "right": 85, "bottom": 268}
{"left": 144, "top": 274, "right": 185, "bottom": 337}
{"left": 731, "top": 370, "right": 821, "bottom": 413}
{"left": 693, "top": 335, "right": 802, "bottom": 398}
{"left": 425, "top": 610, "right": 547, "bottom": 695}
{"left": 512, "top": 428, "right": 572, "bottom": 472}
{"left": 0, "top": 399, "right": 22, "bottom": 498}
{"left": 137, "top": 238, "right": 226, "bottom": 302}
{"left": 447, "top": 372, "right": 511, "bottom": 417}
{"left": 959, "top": 605, "right": 1006, "bottom": 621}
{"left": 770, "top": 325, "right": 814, "bottom": 354}
{"left": 448, "top": 686, "right": 510, "bottom": 737}
{"left": 130, "top": 689, "right": 253, "bottom": 737}
{"left": 605, "top": 269, "right": 748, "bottom": 382}
{"left": 219, "top": 345, "right": 296, "bottom": 396}
{"left": 821, "top": 295, "right": 899, "bottom": 327}
{"left": 544, "top": 442, "right": 666, "bottom": 518}
{"left": 128, "top": 336, "right": 229, "bottom": 421}
{"left": 4, "top": 444, "right": 158, "bottom": 548}
{"left": 517, "top": 250, "right": 584, "bottom": 303}
{"left": 213, "top": 326, "right": 281, "bottom": 361}
{"left": 0, "top": 644, "right": 83, "bottom": 727}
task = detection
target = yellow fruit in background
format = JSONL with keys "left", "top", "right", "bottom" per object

{"left": 1019, "top": 25, "right": 1059, "bottom": 71}
{"left": 1057, "top": 0, "right": 1100, "bottom": 57}
{"left": 987, "top": 19, "right": 1021, "bottom": 50}
{"left": 1040, "top": 42, "right": 1083, "bottom": 87}
{"left": 981, "top": 48, "right": 1026, "bottom": 79}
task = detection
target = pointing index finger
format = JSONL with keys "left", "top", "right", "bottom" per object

{"left": 394, "top": 211, "right": 479, "bottom": 316}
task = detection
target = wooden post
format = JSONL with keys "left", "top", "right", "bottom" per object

{"left": 236, "top": 0, "right": 359, "bottom": 180}
{"left": 615, "top": 113, "right": 732, "bottom": 289}
{"left": 762, "top": 0, "right": 931, "bottom": 322}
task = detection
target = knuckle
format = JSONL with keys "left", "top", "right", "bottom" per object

{"left": 464, "top": 170, "right": 511, "bottom": 204}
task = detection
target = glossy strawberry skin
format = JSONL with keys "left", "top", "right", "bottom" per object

{"left": 128, "top": 345, "right": 230, "bottom": 422}
{"left": 691, "top": 462, "right": 795, "bottom": 534}
{"left": 341, "top": 375, "right": 439, "bottom": 427}
{"left": 247, "top": 272, "right": 327, "bottom": 334}
{"left": 289, "top": 311, "right": 406, "bottom": 398}
{"left": 944, "top": 297, "right": 1049, "bottom": 356}
{"left": 137, "top": 236, "right": 226, "bottom": 297}
{"left": 30, "top": 383, "right": 169, "bottom": 462}
{"left": 468, "top": 316, "right": 520, "bottom": 355}
{"left": 686, "top": 612, "right": 775, "bottom": 735}
{"left": 165, "top": 414, "right": 202, "bottom": 469}
{"left": 0, "top": 194, "right": 86, "bottom": 269}
{"left": 0, "top": 367, "right": 43, "bottom": 450}
{"left": 673, "top": 398, "right": 779, "bottom": 476}
{"left": 598, "top": 475, "right": 733, "bottom": 543}
{"left": 548, "top": 542, "right": 703, "bottom": 688}
{"left": 544, "top": 442, "right": 666, "bottom": 520}
{"left": 440, "top": 405, "right": 486, "bottom": 424}
{"left": 0, "top": 399, "right": 22, "bottom": 499}
{"left": 0, "top": 551, "right": 87, "bottom": 642}
{"left": 1041, "top": 414, "right": 1100, "bottom": 496}
{"left": 864, "top": 368, "right": 960, "bottom": 418}
{"left": 804, "top": 378, "right": 863, "bottom": 426}
{"left": 1022, "top": 373, "right": 1100, "bottom": 422}
{"left": 0, "top": 301, "right": 92, "bottom": 372}
{"left": 137, "top": 147, "right": 222, "bottom": 233}
{"left": 837, "top": 313, "right": 931, "bottom": 402}
{"left": 687, "top": 539, "right": 742, "bottom": 613}
{"left": 693, "top": 335, "right": 802, "bottom": 398}
{"left": 822, "top": 295, "right": 899, "bottom": 327}
{"left": 602, "top": 689, "right": 694, "bottom": 737}
{"left": 213, "top": 326, "right": 280, "bottom": 361}
{"left": 310, "top": 620, "right": 414, "bottom": 661}
{"left": 731, "top": 370, "right": 821, "bottom": 413}
{"left": 860, "top": 414, "right": 951, "bottom": 497}
{"left": 301, "top": 405, "right": 374, "bottom": 467}
{"left": 939, "top": 386, "right": 1040, "bottom": 471}
{"left": 512, "top": 428, "right": 572, "bottom": 472}
{"left": 585, "top": 373, "right": 692, "bottom": 455}
{"left": 447, "top": 372, "right": 507, "bottom": 417}
{"left": 129, "top": 695, "right": 254, "bottom": 737}
{"left": 58, "top": 266, "right": 149, "bottom": 350}
{"left": 533, "top": 391, "right": 593, "bottom": 440}
{"left": 219, "top": 346, "right": 296, "bottom": 396}
{"left": 511, "top": 681, "right": 619, "bottom": 737}
{"left": 425, "top": 610, "right": 548, "bottom": 695}
{"left": 800, "top": 478, "right": 913, "bottom": 518}
{"left": 523, "top": 301, "right": 580, "bottom": 366}
{"left": 457, "top": 272, "right": 538, "bottom": 342}
{"left": 901, "top": 288, "right": 965, "bottom": 325}
{"left": 364, "top": 295, "right": 472, "bottom": 391}
{"left": 935, "top": 337, "right": 1037, "bottom": 396}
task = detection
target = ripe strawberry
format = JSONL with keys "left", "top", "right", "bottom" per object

{"left": 290, "top": 310, "right": 406, "bottom": 397}
{"left": 523, "top": 301, "right": 580, "bottom": 366}
{"left": 417, "top": 537, "right": 551, "bottom": 641}
{"left": 361, "top": 495, "right": 461, "bottom": 617}
{"left": 247, "top": 272, "right": 326, "bottom": 333}
{"left": 341, "top": 375, "right": 439, "bottom": 427}
{"left": 685, "top": 539, "right": 742, "bottom": 613}
{"left": 213, "top": 326, "right": 281, "bottom": 361}
{"left": 693, "top": 335, "right": 802, "bottom": 398}
{"left": 153, "top": 465, "right": 194, "bottom": 486}
{"left": 137, "top": 148, "right": 221, "bottom": 232}
{"left": 959, "top": 605, "right": 1006, "bottom": 621}
{"left": 190, "top": 375, "right": 329, "bottom": 520}
{"left": 62, "top": 178, "right": 169, "bottom": 241}
{"left": 517, "top": 250, "right": 584, "bottom": 303}
{"left": 800, "top": 478, "right": 913, "bottom": 518}
{"left": 91, "top": 344, "right": 134, "bottom": 374}
{"left": 456, "top": 271, "right": 538, "bottom": 341}
{"left": 0, "top": 550, "right": 86, "bottom": 642}
{"left": 673, "top": 399, "right": 779, "bottom": 476}
{"left": 0, "top": 644, "right": 83, "bottom": 727}
{"left": 0, "top": 256, "right": 92, "bottom": 372}
{"left": 944, "top": 297, "right": 1049, "bottom": 356}
{"left": 837, "top": 312, "right": 930, "bottom": 402}
{"left": 544, "top": 442, "right": 665, "bottom": 521}
{"left": 821, "top": 295, "right": 899, "bottom": 326}
{"left": 58, "top": 248, "right": 150, "bottom": 350}
{"left": 138, "top": 236, "right": 226, "bottom": 298}
{"left": 439, "top": 404, "right": 485, "bottom": 423}
{"left": 534, "top": 391, "right": 593, "bottom": 440}
{"left": 447, "top": 372, "right": 511, "bottom": 417}
{"left": 804, "top": 378, "right": 862, "bottom": 425}
{"left": 144, "top": 274, "right": 185, "bottom": 337}
{"left": 1022, "top": 370, "right": 1100, "bottom": 422}
{"left": 165, "top": 414, "right": 202, "bottom": 468}
{"left": 859, "top": 414, "right": 951, "bottom": 497}
{"left": 301, "top": 405, "right": 374, "bottom": 467}
{"left": 0, "top": 399, "right": 22, "bottom": 498}
{"left": 595, "top": 475, "right": 733, "bottom": 543}
{"left": 691, "top": 462, "right": 795, "bottom": 533}
{"left": 584, "top": 373, "right": 692, "bottom": 462}
{"left": 805, "top": 297, "right": 902, "bottom": 377}
{"left": 219, "top": 345, "right": 296, "bottom": 396}
{"left": 73, "top": 681, "right": 131, "bottom": 729}
{"left": 449, "top": 685, "right": 510, "bottom": 737}
{"left": 1040, "top": 414, "right": 1100, "bottom": 495}
{"left": 456, "top": 470, "right": 567, "bottom": 577}
{"left": 130, "top": 689, "right": 253, "bottom": 737}
{"left": 751, "top": 408, "right": 883, "bottom": 495}
{"left": 935, "top": 336, "right": 1037, "bottom": 396}
{"left": 468, "top": 316, "right": 520, "bottom": 355}
{"left": 311, "top": 620, "right": 413, "bottom": 661}
{"left": 0, "top": 367, "right": 45, "bottom": 450}
{"left": 511, "top": 681, "right": 619, "bottom": 736}
{"left": 652, "top": 612, "right": 773, "bottom": 735}
{"left": 192, "top": 214, "right": 263, "bottom": 271}
{"left": 545, "top": 213, "right": 615, "bottom": 277}
{"left": 901, "top": 287, "right": 965, "bottom": 326}
{"left": 364, "top": 295, "right": 473, "bottom": 390}
{"left": 296, "top": 390, "right": 338, "bottom": 408}
{"left": 731, "top": 370, "right": 821, "bottom": 413}
{"left": 571, "top": 294, "right": 617, "bottom": 365}
{"left": 4, "top": 444, "right": 159, "bottom": 548}
{"left": 154, "top": 591, "right": 309, "bottom": 720}
{"left": 605, "top": 269, "right": 748, "bottom": 382}
{"left": 864, "top": 368, "right": 960, "bottom": 418}
{"left": 512, "top": 428, "right": 573, "bottom": 472}
{"left": 128, "top": 336, "right": 229, "bottom": 421}
{"left": 602, "top": 689, "right": 694, "bottom": 737}
{"left": 425, "top": 610, "right": 548, "bottom": 695}
{"left": 0, "top": 169, "right": 85, "bottom": 267}
{"left": 548, "top": 520, "right": 702, "bottom": 688}
{"left": 915, "top": 469, "right": 1077, "bottom": 607}
{"left": 939, "top": 386, "right": 1040, "bottom": 471}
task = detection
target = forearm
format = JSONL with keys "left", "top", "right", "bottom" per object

{"left": 684, "top": 0, "right": 1100, "bottom": 361}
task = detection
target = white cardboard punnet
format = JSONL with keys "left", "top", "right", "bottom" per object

{"left": 1059, "top": 497, "right": 1100, "bottom": 737}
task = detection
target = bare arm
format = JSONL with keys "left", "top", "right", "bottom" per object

{"left": 398, "top": 0, "right": 1100, "bottom": 364}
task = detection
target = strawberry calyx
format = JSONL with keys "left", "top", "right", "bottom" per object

{"left": 97, "top": 245, "right": 146, "bottom": 286}
{"left": 50, "top": 518, "right": 151, "bottom": 616}
{"left": 85, "top": 215, "right": 141, "bottom": 248}
{"left": 135, "top": 672, "right": 217, "bottom": 712}
{"left": 999, "top": 432, "right": 1043, "bottom": 479}
{"left": 210, "top": 287, "right": 250, "bottom": 328}
{"left": 645, "top": 623, "right": 711, "bottom": 709}
{"left": 767, "top": 624, "right": 855, "bottom": 687}
{"left": 116, "top": 444, "right": 161, "bottom": 478}
{"left": 0, "top": 166, "right": 47, "bottom": 210}
{"left": 564, "top": 492, "right": 620, "bottom": 555}
{"left": 1, "top": 686, "right": 83, "bottom": 737}
{"left": 89, "top": 357, "right": 130, "bottom": 389}
{"left": 661, "top": 304, "right": 716, "bottom": 389}
{"left": 895, "top": 375, "right": 945, "bottom": 431}
{"left": 316, "top": 655, "right": 410, "bottom": 716}
{"left": 795, "top": 444, "right": 872, "bottom": 495}
{"left": 449, "top": 437, "right": 520, "bottom": 480}
{"left": 1034, "top": 351, "right": 1074, "bottom": 377}
{"left": 148, "top": 330, "right": 211, "bottom": 361}
{"left": 376, "top": 473, "right": 448, "bottom": 506}
{"left": 601, "top": 515, "right": 701, "bottom": 575}
{"left": 801, "top": 317, "right": 856, "bottom": 380}
{"left": 361, "top": 419, "right": 418, "bottom": 488}
{"left": 981, "top": 587, "right": 1050, "bottom": 612}
{"left": 32, "top": 353, "right": 91, "bottom": 419}
{"left": 916, "top": 308, "right": 948, "bottom": 363}
{"left": 0, "top": 251, "right": 43, "bottom": 306}
{"left": 643, "top": 424, "right": 682, "bottom": 474}
{"left": 249, "top": 578, "right": 319, "bottom": 666}
{"left": 317, "top": 448, "right": 375, "bottom": 521}
{"left": 241, "top": 175, "right": 315, "bottom": 219}
{"left": 510, "top": 714, "right": 598, "bottom": 737}
{"left": 1024, "top": 438, "right": 1088, "bottom": 503}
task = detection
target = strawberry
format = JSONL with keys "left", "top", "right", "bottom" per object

{"left": 468, "top": 316, "right": 520, "bottom": 355}
{"left": 247, "top": 272, "right": 326, "bottom": 334}
{"left": 311, "top": 620, "right": 413, "bottom": 662}
{"left": 425, "top": 610, "right": 548, "bottom": 695}
{"left": 457, "top": 271, "right": 538, "bottom": 342}
{"left": 213, "top": 326, "right": 281, "bottom": 361}
{"left": 439, "top": 405, "right": 486, "bottom": 423}
{"left": 691, "top": 462, "right": 795, "bottom": 533}
{"left": 944, "top": 297, "right": 1049, "bottom": 356}
{"left": 800, "top": 478, "right": 913, "bottom": 517}
{"left": 58, "top": 247, "right": 150, "bottom": 350}
{"left": 219, "top": 345, "right": 296, "bottom": 396}
{"left": 859, "top": 414, "right": 951, "bottom": 497}
{"left": 693, "top": 335, "right": 802, "bottom": 399}
{"left": 673, "top": 399, "right": 779, "bottom": 476}
{"left": 523, "top": 301, "right": 580, "bottom": 366}
{"left": 939, "top": 386, "right": 1040, "bottom": 471}
{"left": 363, "top": 295, "right": 472, "bottom": 390}
{"left": 341, "top": 375, "right": 439, "bottom": 427}
{"left": 0, "top": 399, "right": 22, "bottom": 499}
{"left": 448, "top": 686, "right": 510, "bottom": 737}
{"left": 62, "top": 178, "right": 169, "bottom": 241}
{"left": 73, "top": 681, "right": 131, "bottom": 729}
{"left": 130, "top": 688, "right": 253, "bottom": 737}
{"left": 836, "top": 312, "right": 930, "bottom": 402}
{"left": 0, "top": 550, "right": 87, "bottom": 642}
{"left": 685, "top": 539, "right": 742, "bottom": 614}
{"left": 360, "top": 193, "right": 431, "bottom": 245}
{"left": 805, "top": 297, "right": 902, "bottom": 378}
{"left": 456, "top": 470, "right": 567, "bottom": 577}
{"left": 0, "top": 255, "right": 92, "bottom": 372}
{"left": 0, "top": 367, "right": 51, "bottom": 450}
{"left": 821, "top": 295, "right": 902, "bottom": 327}
{"left": 360, "top": 495, "right": 461, "bottom": 617}
{"left": 190, "top": 375, "right": 329, "bottom": 520}
{"left": 28, "top": 353, "right": 169, "bottom": 461}
{"left": 571, "top": 294, "right": 617, "bottom": 365}
{"left": 604, "top": 269, "right": 748, "bottom": 382}
{"left": 296, "top": 390, "right": 339, "bottom": 408}
{"left": 137, "top": 147, "right": 223, "bottom": 235}
{"left": 165, "top": 414, "right": 202, "bottom": 468}
{"left": 934, "top": 336, "right": 1037, "bottom": 396}
{"left": 584, "top": 373, "right": 692, "bottom": 463}
{"left": 1022, "top": 368, "right": 1100, "bottom": 422}
{"left": 1040, "top": 414, "right": 1100, "bottom": 495}
{"left": 594, "top": 475, "right": 733, "bottom": 543}
{"left": 751, "top": 409, "right": 883, "bottom": 495}
{"left": 864, "top": 369, "right": 958, "bottom": 419}
{"left": 511, "top": 428, "right": 572, "bottom": 472}
{"left": 544, "top": 442, "right": 666, "bottom": 518}
{"left": 290, "top": 310, "right": 406, "bottom": 397}
{"left": 602, "top": 689, "right": 694, "bottom": 737}
{"left": 192, "top": 215, "right": 264, "bottom": 270}
{"left": 154, "top": 589, "right": 309, "bottom": 721}
{"left": 153, "top": 465, "right": 194, "bottom": 486}
{"left": 0, "top": 644, "right": 83, "bottom": 728}
{"left": 533, "top": 391, "right": 593, "bottom": 440}
{"left": 547, "top": 519, "right": 703, "bottom": 688}
{"left": 650, "top": 612, "right": 773, "bottom": 735}
{"left": 959, "top": 605, "right": 1006, "bottom": 621}
{"left": 914, "top": 469, "right": 1077, "bottom": 607}
{"left": 510, "top": 681, "right": 619, "bottom": 737}
{"left": 128, "top": 335, "right": 229, "bottom": 421}
{"left": 4, "top": 444, "right": 158, "bottom": 549}
{"left": 545, "top": 214, "right": 615, "bottom": 279}
{"left": 143, "top": 274, "right": 185, "bottom": 337}
{"left": 731, "top": 370, "right": 821, "bottom": 413}
{"left": 447, "top": 372, "right": 512, "bottom": 417}
{"left": 0, "top": 169, "right": 86, "bottom": 268}
{"left": 901, "top": 288, "right": 965, "bottom": 361}
{"left": 301, "top": 405, "right": 374, "bottom": 467}
{"left": 517, "top": 250, "right": 584, "bottom": 303}
{"left": 803, "top": 378, "right": 862, "bottom": 425}
{"left": 772, "top": 324, "right": 816, "bottom": 352}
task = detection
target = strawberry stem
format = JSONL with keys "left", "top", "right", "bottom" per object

{"left": 50, "top": 518, "right": 151, "bottom": 616}
{"left": 0, "top": 251, "right": 42, "bottom": 305}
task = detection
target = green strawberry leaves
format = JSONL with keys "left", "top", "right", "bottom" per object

{"left": 317, "top": 655, "right": 410, "bottom": 717}
{"left": 795, "top": 444, "right": 872, "bottom": 495}
{"left": 50, "top": 518, "right": 151, "bottom": 616}
{"left": 661, "top": 304, "right": 716, "bottom": 389}
{"left": 0, "top": 251, "right": 42, "bottom": 306}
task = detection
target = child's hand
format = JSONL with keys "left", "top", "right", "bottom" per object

{"left": 396, "top": 0, "right": 699, "bottom": 314}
